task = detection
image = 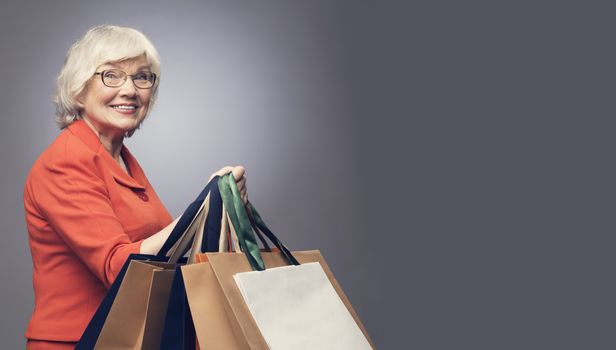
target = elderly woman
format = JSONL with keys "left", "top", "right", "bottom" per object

{"left": 23, "top": 25, "right": 246, "bottom": 349}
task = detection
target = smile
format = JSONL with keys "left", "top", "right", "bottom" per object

{"left": 110, "top": 105, "right": 137, "bottom": 110}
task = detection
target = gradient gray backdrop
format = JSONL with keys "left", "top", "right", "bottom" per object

{"left": 1, "top": 1, "right": 613, "bottom": 349}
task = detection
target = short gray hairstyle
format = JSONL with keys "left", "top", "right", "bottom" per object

{"left": 54, "top": 24, "right": 161, "bottom": 130}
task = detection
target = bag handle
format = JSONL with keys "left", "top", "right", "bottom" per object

{"left": 223, "top": 173, "right": 297, "bottom": 265}
{"left": 168, "top": 191, "right": 212, "bottom": 263}
{"left": 218, "top": 173, "right": 299, "bottom": 271}
{"left": 185, "top": 193, "right": 211, "bottom": 264}
{"left": 156, "top": 176, "right": 217, "bottom": 259}
{"left": 247, "top": 207, "right": 273, "bottom": 252}
{"left": 202, "top": 177, "right": 223, "bottom": 253}
{"left": 166, "top": 174, "right": 244, "bottom": 261}
{"left": 186, "top": 177, "right": 267, "bottom": 256}
{"left": 246, "top": 202, "right": 295, "bottom": 262}
{"left": 218, "top": 173, "right": 264, "bottom": 270}
{"left": 208, "top": 178, "right": 274, "bottom": 253}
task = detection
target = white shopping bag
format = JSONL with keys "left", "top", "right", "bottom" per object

{"left": 234, "top": 262, "right": 373, "bottom": 350}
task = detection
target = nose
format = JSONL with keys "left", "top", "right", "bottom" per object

{"left": 118, "top": 78, "right": 138, "bottom": 98}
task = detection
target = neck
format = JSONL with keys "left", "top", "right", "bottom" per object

{"left": 82, "top": 118, "right": 124, "bottom": 160}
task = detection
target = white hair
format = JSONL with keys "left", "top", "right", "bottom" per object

{"left": 54, "top": 24, "right": 161, "bottom": 131}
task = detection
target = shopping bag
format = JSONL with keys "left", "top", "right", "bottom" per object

{"left": 159, "top": 266, "right": 196, "bottom": 350}
{"left": 206, "top": 251, "right": 374, "bottom": 350}
{"left": 181, "top": 173, "right": 250, "bottom": 349}
{"left": 184, "top": 174, "right": 375, "bottom": 349}
{"left": 93, "top": 260, "right": 176, "bottom": 349}
{"left": 182, "top": 255, "right": 251, "bottom": 349}
{"left": 75, "top": 254, "right": 173, "bottom": 350}
{"left": 182, "top": 173, "right": 279, "bottom": 350}
{"left": 94, "top": 193, "right": 210, "bottom": 350}
{"left": 160, "top": 178, "right": 224, "bottom": 349}
{"left": 76, "top": 177, "right": 217, "bottom": 349}
{"left": 234, "top": 261, "right": 372, "bottom": 349}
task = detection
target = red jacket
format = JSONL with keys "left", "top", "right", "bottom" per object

{"left": 24, "top": 120, "right": 172, "bottom": 342}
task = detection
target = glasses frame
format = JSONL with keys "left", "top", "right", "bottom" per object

{"left": 93, "top": 69, "right": 157, "bottom": 89}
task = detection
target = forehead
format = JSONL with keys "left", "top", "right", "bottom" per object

{"left": 98, "top": 55, "right": 151, "bottom": 71}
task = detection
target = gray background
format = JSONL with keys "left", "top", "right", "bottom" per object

{"left": 0, "top": 0, "right": 613, "bottom": 349}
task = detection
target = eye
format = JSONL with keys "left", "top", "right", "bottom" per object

{"left": 134, "top": 72, "right": 152, "bottom": 81}
{"left": 103, "top": 70, "right": 121, "bottom": 79}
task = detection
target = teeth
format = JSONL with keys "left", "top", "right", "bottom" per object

{"left": 112, "top": 105, "right": 137, "bottom": 110}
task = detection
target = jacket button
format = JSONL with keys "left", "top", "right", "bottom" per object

{"left": 138, "top": 192, "right": 149, "bottom": 202}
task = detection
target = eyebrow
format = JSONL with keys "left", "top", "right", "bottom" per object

{"left": 100, "top": 62, "right": 152, "bottom": 71}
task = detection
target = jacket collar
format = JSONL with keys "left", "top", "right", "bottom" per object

{"left": 67, "top": 120, "right": 147, "bottom": 190}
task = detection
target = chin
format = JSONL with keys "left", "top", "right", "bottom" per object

{"left": 125, "top": 128, "right": 139, "bottom": 137}
{"left": 106, "top": 119, "right": 141, "bottom": 137}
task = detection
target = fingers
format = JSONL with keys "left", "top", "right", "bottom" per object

{"left": 216, "top": 166, "right": 235, "bottom": 177}
{"left": 235, "top": 176, "right": 246, "bottom": 189}
{"left": 211, "top": 165, "right": 244, "bottom": 180}
{"left": 231, "top": 166, "right": 245, "bottom": 181}
{"left": 240, "top": 182, "right": 248, "bottom": 204}
{"left": 209, "top": 166, "right": 248, "bottom": 204}
{"left": 208, "top": 166, "right": 234, "bottom": 181}
{"left": 233, "top": 166, "right": 247, "bottom": 203}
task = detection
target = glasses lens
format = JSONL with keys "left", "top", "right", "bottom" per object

{"left": 102, "top": 70, "right": 125, "bottom": 87}
{"left": 132, "top": 72, "right": 156, "bottom": 89}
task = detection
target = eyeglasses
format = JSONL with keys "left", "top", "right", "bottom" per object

{"left": 93, "top": 69, "right": 157, "bottom": 89}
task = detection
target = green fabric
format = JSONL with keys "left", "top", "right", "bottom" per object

{"left": 218, "top": 174, "right": 265, "bottom": 271}
{"left": 246, "top": 202, "right": 300, "bottom": 266}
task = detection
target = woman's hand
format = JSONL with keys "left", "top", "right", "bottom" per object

{"left": 209, "top": 165, "right": 248, "bottom": 203}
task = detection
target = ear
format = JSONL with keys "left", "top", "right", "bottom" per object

{"left": 74, "top": 88, "right": 87, "bottom": 109}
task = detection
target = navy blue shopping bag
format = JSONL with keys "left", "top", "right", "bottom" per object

{"left": 158, "top": 177, "right": 224, "bottom": 349}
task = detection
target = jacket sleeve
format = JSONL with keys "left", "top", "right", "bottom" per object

{"left": 28, "top": 152, "right": 143, "bottom": 288}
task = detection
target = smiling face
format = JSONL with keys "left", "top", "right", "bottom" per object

{"left": 77, "top": 55, "right": 153, "bottom": 141}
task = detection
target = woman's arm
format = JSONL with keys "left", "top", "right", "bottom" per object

{"left": 139, "top": 216, "right": 180, "bottom": 255}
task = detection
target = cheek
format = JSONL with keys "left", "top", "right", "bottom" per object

{"left": 84, "top": 90, "right": 115, "bottom": 110}
{"left": 98, "top": 91, "right": 117, "bottom": 105}
{"left": 140, "top": 94, "right": 153, "bottom": 113}
{"left": 141, "top": 91, "right": 153, "bottom": 105}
